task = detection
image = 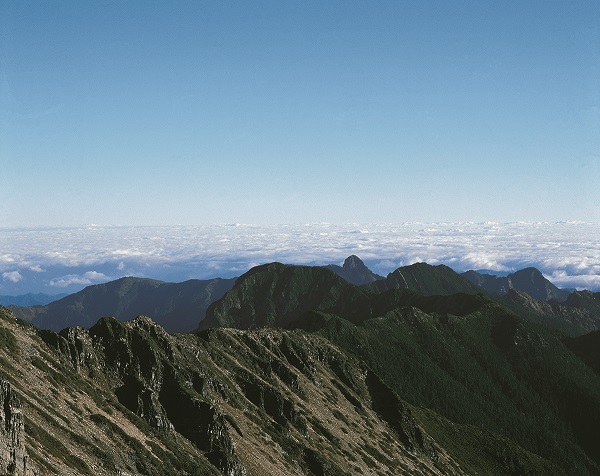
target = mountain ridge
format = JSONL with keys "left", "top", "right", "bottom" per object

{"left": 368, "top": 262, "right": 484, "bottom": 296}
{"left": 10, "top": 276, "right": 235, "bottom": 333}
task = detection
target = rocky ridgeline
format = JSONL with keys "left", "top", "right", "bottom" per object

{"left": 35, "top": 313, "right": 458, "bottom": 475}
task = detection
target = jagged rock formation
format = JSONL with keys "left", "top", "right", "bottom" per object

{"left": 0, "top": 305, "right": 468, "bottom": 476}
{"left": 11, "top": 276, "right": 235, "bottom": 333}
{"left": 462, "top": 270, "right": 512, "bottom": 295}
{"left": 324, "top": 255, "right": 383, "bottom": 285}
{"left": 562, "top": 290, "right": 600, "bottom": 314}
{"left": 463, "top": 268, "right": 571, "bottom": 302}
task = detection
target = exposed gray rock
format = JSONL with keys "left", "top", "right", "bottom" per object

{"left": 0, "top": 378, "right": 27, "bottom": 475}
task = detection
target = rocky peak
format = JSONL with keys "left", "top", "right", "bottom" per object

{"left": 324, "top": 256, "right": 383, "bottom": 286}
{"left": 343, "top": 255, "right": 365, "bottom": 270}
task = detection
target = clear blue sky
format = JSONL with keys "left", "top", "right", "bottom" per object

{"left": 1, "top": 1, "right": 599, "bottom": 226}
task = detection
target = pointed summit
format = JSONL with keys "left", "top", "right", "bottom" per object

{"left": 343, "top": 255, "right": 365, "bottom": 270}
{"left": 325, "top": 256, "right": 383, "bottom": 286}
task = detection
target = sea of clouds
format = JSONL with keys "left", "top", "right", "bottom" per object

{"left": 1, "top": 222, "right": 599, "bottom": 296}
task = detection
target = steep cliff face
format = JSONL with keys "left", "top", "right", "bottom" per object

{"left": 0, "top": 378, "right": 27, "bottom": 475}
{"left": 0, "top": 307, "right": 220, "bottom": 476}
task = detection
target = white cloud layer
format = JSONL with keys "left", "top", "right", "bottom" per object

{"left": 0, "top": 222, "right": 598, "bottom": 292}
{"left": 2, "top": 271, "right": 23, "bottom": 283}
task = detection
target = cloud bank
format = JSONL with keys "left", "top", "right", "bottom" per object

{"left": 0, "top": 222, "right": 598, "bottom": 294}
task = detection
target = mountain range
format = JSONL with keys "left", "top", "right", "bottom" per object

{"left": 12, "top": 256, "right": 592, "bottom": 335}
{"left": 462, "top": 267, "right": 572, "bottom": 301}
{"left": 2, "top": 256, "right": 600, "bottom": 474}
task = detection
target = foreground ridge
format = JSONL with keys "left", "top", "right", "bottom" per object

{"left": 0, "top": 306, "right": 467, "bottom": 475}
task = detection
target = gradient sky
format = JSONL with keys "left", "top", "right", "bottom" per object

{"left": 1, "top": 1, "right": 599, "bottom": 226}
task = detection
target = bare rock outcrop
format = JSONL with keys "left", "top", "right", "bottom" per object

{"left": 0, "top": 378, "right": 27, "bottom": 475}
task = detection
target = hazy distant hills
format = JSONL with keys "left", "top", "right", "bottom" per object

{"left": 10, "top": 276, "right": 235, "bottom": 333}
{"left": 0, "top": 292, "right": 67, "bottom": 306}
{"left": 462, "top": 267, "right": 571, "bottom": 302}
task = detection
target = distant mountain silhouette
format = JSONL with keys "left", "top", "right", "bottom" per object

{"left": 0, "top": 292, "right": 67, "bottom": 306}
{"left": 368, "top": 262, "right": 483, "bottom": 296}
{"left": 10, "top": 276, "right": 235, "bottom": 333}
{"left": 324, "top": 255, "right": 383, "bottom": 285}
{"left": 463, "top": 267, "right": 570, "bottom": 302}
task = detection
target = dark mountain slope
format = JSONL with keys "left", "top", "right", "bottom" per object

{"left": 463, "top": 267, "right": 570, "bottom": 302}
{"left": 368, "top": 262, "right": 483, "bottom": 295}
{"left": 0, "top": 305, "right": 478, "bottom": 476}
{"left": 11, "top": 276, "right": 235, "bottom": 333}
{"left": 496, "top": 289, "right": 600, "bottom": 336}
{"left": 324, "top": 255, "right": 383, "bottom": 285}
{"left": 564, "top": 330, "right": 600, "bottom": 375}
{"left": 199, "top": 263, "right": 372, "bottom": 330}
{"left": 303, "top": 303, "right": 600, "bottom": 475}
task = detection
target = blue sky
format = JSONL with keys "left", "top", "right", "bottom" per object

{"left": 1, "top": 1, "right": 599, "bottom": 226}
